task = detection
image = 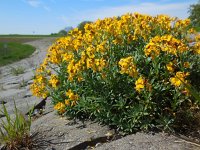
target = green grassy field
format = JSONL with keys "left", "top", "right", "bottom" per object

{"left": 0, "top": 34, "right": 60, "bottom": 43}
{"left": 0, "top": 42, "right": 35, "bottom": 66}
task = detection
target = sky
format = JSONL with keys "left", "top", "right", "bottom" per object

{"left": 0, "top": 0, "right": 198, "bottom": 35}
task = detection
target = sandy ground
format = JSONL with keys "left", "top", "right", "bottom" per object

{"left": 0, "top": 38, "right": 200, "bottom": 150}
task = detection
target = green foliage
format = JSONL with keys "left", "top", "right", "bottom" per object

{"left": 189, "top": 0, "right": 200, "bottom": 27}
{"left": 0, "top": 42, "right": 35, "bottom": 66}
{"left": 0, "top": 102, "right": 33, "bottom": 150}
{"left": 58, "top": 30, "right": 68, "bottom": 36}
{"left": 179, "top": 78, "right": 200, "bottom": 102}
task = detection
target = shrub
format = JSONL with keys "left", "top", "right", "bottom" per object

{"left": 31, "top": 13, "right": 200, "bottom": 133}
{"left": 0, "top": 102, "right": 33, "bottom": 149}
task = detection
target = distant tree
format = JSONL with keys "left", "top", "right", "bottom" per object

{"left": 189, "top": 0, "right": 200, "bottom": 27}
{"left": 58, "top": 26, "right": 73, "bottom": 36}
{"left": 50, "top": 33, "right": 59, "bottom": 36}
{"left": 58, "top": 29, "right": 68, "bottom": 36}
{"left": 64, "top": 26, "right": 73, "bottom": 33}
{"left": 77, "top": 21, "right": 93, "bottom": 33}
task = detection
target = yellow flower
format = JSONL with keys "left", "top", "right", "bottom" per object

{"left": 54, "top": 102, "right": 65, "bottom": 114}
{"left": 36, "top": 75, "right": 45, "bottom": 83}
{"left": 77, "top": 76, "right": 83, "bottom": 82}
{"left": 118, "top": 56, "right": 138, "bottom": 77}
{"left": 66, "top": 89, "right": 79, "bottom": 101}
{"left": 86, "top": 46, "right": 95, "bottom": 58}
{"left": 49, "top": 75, "right": 59, "bottom": 88}
{"left": 144, "top": 35, "right": 188, "bottom": 57}
{"left": 170, "top": 77, "right": 182, "bottom": 87}
{"left": 96, "top": 41, "right": 107, "bottom": 53}
{"left": 166, "top": 62, "right": 174, "bottom": 72}
{"left": 65, "top": 99, "right": 70, "bottom": 106}
{"left": 65, "top": 89, "right": 79, "bottom": 107}
{"left": 170, "top": 71, "right": 189, "bottom": 87}
{"left": 135, "top": 77, "right": 145, "bottom": 92}
{"left": 183, "top": 62, "right": 190, "bottom": 68}
{"left": 193, "top": 42, "right": 200, "bottom": 54}
{"left": 62, "top": 53, "right": 74, "bottom": 62}
{"left": 95, "top": 58, "right": 107, "bottom": 71}
{"left": 86, "top": 58, "right": 95, "bottom": 69}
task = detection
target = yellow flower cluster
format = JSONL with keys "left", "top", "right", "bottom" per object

{"left": 49, "top": 74, "right": 59, "bottom": 88}
{"left": 144, "top": 35, "right": 188, "bottom": 59}
{"left": 54, "top": 102, "right": 65, "bottom": 114}
{"left": 135, "top": 77, "right": 145, "bottom": 92}
{"left": 53, "top": 89, "right": 79, "bottom": 114}
{"left": 166, "top": 61, "right": 190, "bottom": 73}
{"left": 118, "top": 56, "right": 138, "bottom": 77}
{"left": 170, "top": 71, "right": 189, "bottom": 87}
{"left": 166, "top": 62, "right": 174, "bottom": 72}
{"left": 65, "top": 89, "right": 79, "bottom": 107}
{"left": 30, "top": 64, "right": 49, "bottom": 98}
{"left": 174, "top": 19, "right": 190, "bottom": 29}
{"left": 30, "top": 12, "right": 197, "bottom": 114}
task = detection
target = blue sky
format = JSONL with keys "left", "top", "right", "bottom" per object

{"left": 0, "top": 0, "right": 198, "bottom": 34}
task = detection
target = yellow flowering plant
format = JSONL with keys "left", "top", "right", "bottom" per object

{"left": 31, "top": 13, "right": 200, "bottom": 133}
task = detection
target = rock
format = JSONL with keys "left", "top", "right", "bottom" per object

{"left": 0, "top": 145, "right": 6, "bottom": 150}
{"left": 26, "top": 97, "right": 47, "bottom": 116}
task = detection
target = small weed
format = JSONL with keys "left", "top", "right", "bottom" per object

{"left": 0, "top": 83, "right": 5, "bottom": 91}
{"left": 0, "top": 101, "right": 34, "bottom": 150}
{"left": 10, "top": 66, "right": 25, "bottom": 76}
{"left": 19, "top": 78, "right": 27, "bottom": 89}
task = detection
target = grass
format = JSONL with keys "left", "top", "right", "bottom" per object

{"left": 0, "top": 42, "right": 35, "bottom": 66}
{"left": 10, "top": 66, "right": 25, "bottom": 76}
{"left": 0, "top": 34, "right": 60, "bottom": 43}
{"left": 0, "top": 37, "right": 42, "bottom": 43}
{"left": 0, "top": 102, "right": 33, "bottom": 149}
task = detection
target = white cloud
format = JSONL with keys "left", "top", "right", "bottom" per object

{"left": 82, "top": 2, "right": 191, "bottom": 20}
{"left": 60, "top": 2, "right": 193, "bottom": 27}
{"left": 26, "top": 0, "right": 41, "bottom": 8}
{"left": 44, "top": 6, "right": 51, "bottom": 11}
{"left": 25, "top": 0, "right": 51, "bottom": 11}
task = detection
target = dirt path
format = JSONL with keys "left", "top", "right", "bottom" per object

{"left": 0, "top": 38, "right": 199, "bottom": 150}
